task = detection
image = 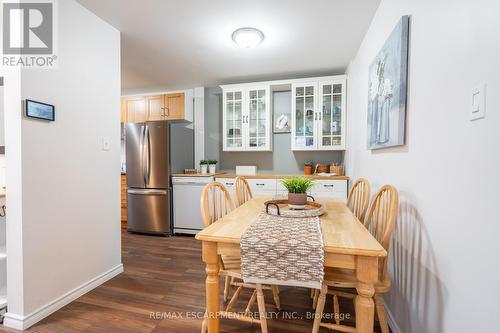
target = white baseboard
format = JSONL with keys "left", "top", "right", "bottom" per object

{"left": 3, "top": 264, "right": 123, "bottom": 331}
{"left": 383, "top": 298, "right": 402, "bottom": 333}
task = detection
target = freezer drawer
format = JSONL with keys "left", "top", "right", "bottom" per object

{"left": 127, "top": 189, "right": 170, "bottom": 235}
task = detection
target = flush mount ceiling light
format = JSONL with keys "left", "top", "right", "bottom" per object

{"left": 232, "top": 27, "right": 265, "bottom": 49}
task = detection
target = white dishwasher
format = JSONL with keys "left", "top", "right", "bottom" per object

{"left": 172, "top": 176, "right": 213, "bottom": 235}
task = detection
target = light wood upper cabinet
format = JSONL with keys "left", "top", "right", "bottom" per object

{"left": 121, "top": 93, "right": 185, "bottom": 123}
{"left": 164, "top": 93, "right": 185, "bottom": 120}
{"left": 146, "top": 95, "right": 164, "bottom": 121}
{"left": 121, "top": 96, "right": 147, "bottom": 123}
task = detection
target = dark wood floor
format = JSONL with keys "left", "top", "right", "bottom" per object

{"left": 0, "top": 230, "right": 381, "bottom": 333}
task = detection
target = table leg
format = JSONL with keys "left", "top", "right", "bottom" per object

{"left": 202, "top": 241, "right": 220, "bottom": 333}
{"left": 355, "top": 256, "right": 378, "bottom": 333}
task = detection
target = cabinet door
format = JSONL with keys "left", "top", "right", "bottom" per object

{"left": 123, "top": 96, "right": 147, "bottom": 123}
{"left": 318, "top": 80, "right": 346, "bottom": 150}
{"left": 292, "top": 83, "right": 318, "bottom": 150}
{"left": 223, "top": 89, "right": 245, "bottom": 151}
{"left": 146, "top": 95, "right": 164, "bottom": 121}
{"left": 164, "top": 93, "right": 185, "bottom": 120}
{"left": 246, "top": 86, "right": 271, "bottom": 150}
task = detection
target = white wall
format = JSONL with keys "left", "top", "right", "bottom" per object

{"left": 346, "top": 0, "right": 500, "bottom": 332}
{"left": 4, "top": 0, "right": 122, "bottom": 329}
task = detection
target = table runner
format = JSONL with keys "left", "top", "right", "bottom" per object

{"left": 240, "top": 212, "right": 324, "bottom": 289}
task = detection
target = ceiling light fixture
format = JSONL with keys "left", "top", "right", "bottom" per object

{"left": 232, "top": 27, "right": 265, "bottom": 49}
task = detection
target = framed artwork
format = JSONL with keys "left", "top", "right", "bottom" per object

{"left": 367, "top": 15, "right": 409, "bottom": 149}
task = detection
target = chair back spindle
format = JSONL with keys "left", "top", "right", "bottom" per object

{"left": 234, "top": 177, "right": 253, "bottom": 207}
{"left": 200, "top": 182, "right": 235, "bottom": 227}
{"left": 364, "top": 184, "right": 399, "bottom": 281}
{"left": 346, "top": 178, "right": 371, "bottom": 222}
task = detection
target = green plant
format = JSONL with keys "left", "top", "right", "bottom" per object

{"left": 200, "top": 160, "right": 209, "bottom": 165}
{"left": 281, "top": 177, "right": 313, "bottom": 194}
{"left": 304, "top": 161, "right": 313, "bottom": 167}
{"left": 208, "top": 160, "right": 218, "bottom": 165}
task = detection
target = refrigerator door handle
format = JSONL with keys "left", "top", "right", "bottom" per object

{"left": 145, "top": 125, "right": 151, "bottom": 185}
{"left": 140, "top": 124, "right": 146, "bottom": 187}
{"left": 128, "top": 189, "right": 167, "bottom": 195}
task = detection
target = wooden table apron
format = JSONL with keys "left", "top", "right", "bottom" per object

{"left": 195, "top": 196, "right": 387, "bottom": 333}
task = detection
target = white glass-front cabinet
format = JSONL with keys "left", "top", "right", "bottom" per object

{"left": 291, "top": 79, "right": 346, "bottom": 150}
{"left": 223, "top": 86, "right": 271, "bottom": 151}
{"left": 292, "top": 82, "right": 317, "bottom": 150}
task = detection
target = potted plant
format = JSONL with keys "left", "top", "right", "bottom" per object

{"left": 208, "top": 160, "right": 218, "bottom": 174}
{"left": 281, "top": 177, "right": 314, "bottom": 209}
{"left": 304, "top": 161, "right": 313, "bottom": 175}
{"left": 200, "top": 160, "right": 209, "bottom": 174}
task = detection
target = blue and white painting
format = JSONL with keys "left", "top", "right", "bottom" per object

{"left": 367, "top": 16, "right": 409, "bottom": 149}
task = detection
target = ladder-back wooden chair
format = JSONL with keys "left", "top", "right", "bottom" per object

{"left": 200, "top": 182, "right": 271, "bottom": 333}
{"left": 312, "top": 185, "right": 399, "bottom": 333}
{"left": 234, "top": 176, "right": 253, "bottom": 207}
{"left": 347, "top": 178, "right": 371, "bottom": 222}
{"left": 311, "top": 178, "right": 372, "bottom": 306}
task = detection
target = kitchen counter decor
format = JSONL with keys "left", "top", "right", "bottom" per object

{"left": 264, "top": 198, "right": 324, "bottom": 218}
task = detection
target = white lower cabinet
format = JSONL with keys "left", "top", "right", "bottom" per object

{"left": 216, "top": 177, "right": 348, "bottom": 202}
{"left": 310, "top": 180, "right": 348, "bottom": 200}
{"left": 246, "top": 179, "right": 276, "bottom": 195}
{"left": 216, "top": 178, "right": 238, "bottom": 204}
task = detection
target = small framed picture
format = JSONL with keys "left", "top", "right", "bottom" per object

{"left": 25, "top": 99, "right": 55, "bottom": 121}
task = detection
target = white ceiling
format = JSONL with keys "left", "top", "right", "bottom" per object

{"left": 77, "top": 0, "right": 380, "bottom": 93}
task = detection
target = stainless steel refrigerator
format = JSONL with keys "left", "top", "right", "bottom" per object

{"left": 126, "top": 122, "right": 172, "bottom": 235}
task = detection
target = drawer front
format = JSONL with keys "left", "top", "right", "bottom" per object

{"left": 216, "top": 178, "right": 236, "bottom": 189}
{"left": 311, "top": 180, "right": 348, "bottom": 199}
{"left": 247, "top": 179, "right": 276, "bottom": 194}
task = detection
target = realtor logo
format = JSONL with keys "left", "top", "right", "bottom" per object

{"left": 2, "top": 0, "right": 57, "bottom": 68}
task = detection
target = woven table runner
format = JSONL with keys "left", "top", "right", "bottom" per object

{"left": 240, "top": 212, "right": 324, "bottom": 289}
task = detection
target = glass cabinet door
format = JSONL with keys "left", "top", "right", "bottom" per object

{"left": 319, "top": 82, "right": 345, "bottom": 149}
{"left": 247, "top": 88, "right": 268, "bottom": 149}
{"left": 293, "top": 84, "right": 316, "bottom": 149}
{"left": 224, "top": 90, "right": 243, "bottom": 149}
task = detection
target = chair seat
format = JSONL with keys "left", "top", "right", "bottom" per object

{"left": 324, "top": 268, "right": 391, "bottom": 294}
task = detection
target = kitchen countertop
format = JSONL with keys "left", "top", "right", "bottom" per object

{"left": 171, "top": 172, "right": 227, "bottom": 177}
{"left": 218, "top": 174, "right": 349, "bottom": 180}
{"left": 170, "top": 173, "right": 348, "bottom": 180}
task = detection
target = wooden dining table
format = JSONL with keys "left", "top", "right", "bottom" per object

{"left": 195, "top": 196, "right": 387, "bottom": 333}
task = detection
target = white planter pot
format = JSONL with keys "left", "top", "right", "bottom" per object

{"left": 209, "top": 165, "right": 216, "bottom": 174}
{"left": 200, "top": 164, "right": 208, "bottom": 174}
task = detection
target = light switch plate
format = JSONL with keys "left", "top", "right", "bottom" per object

{"left": 470, "top": 83, "right": 486, "bottom": 121}
{"left": 102, "top": 137, "right": 110, "bottom": 151}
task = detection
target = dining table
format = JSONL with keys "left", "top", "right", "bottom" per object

{"left": 195, "top": 196, "right": 387, "bottom": 333}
